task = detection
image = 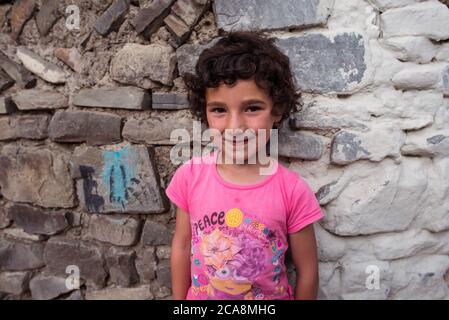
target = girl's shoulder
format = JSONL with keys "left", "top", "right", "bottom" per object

{"left": 275, "top": 160, "right": 302, "bottom": 182}
{"left": 275, "top": 161, "right": 314, "bottom": 195}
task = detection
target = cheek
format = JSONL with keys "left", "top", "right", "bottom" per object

{"left": 252, "top": 125, "right": 274, "bottom": 143}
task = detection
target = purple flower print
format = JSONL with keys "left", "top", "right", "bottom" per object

{"left": 230, "top": 234, "right": 266, "bottom": 279}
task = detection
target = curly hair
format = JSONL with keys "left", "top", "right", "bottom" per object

{"left": 182, "top": 30, "right": 302, "bottom": 128}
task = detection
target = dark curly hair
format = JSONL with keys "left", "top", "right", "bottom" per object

{"left": 182, "top": 30, "right": 302, "bottom": 128}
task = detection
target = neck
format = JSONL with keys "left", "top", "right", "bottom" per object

{"left": 215, "top": 149, "right": 275, "bottom": 173}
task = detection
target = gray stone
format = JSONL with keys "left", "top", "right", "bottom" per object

{"left": 371, "top": 229, "right": 444, "bottom": 261}
{"left": 94, "top": 0, "right": 130, "bottom": 36}
{"left": 9, "top": 0, "right": 36, "bottom": 41}
{"left": 321, "top": 158, "right": 428, "bottom": 236}
{"left": 278, "top": 123, "right": 323, "bottom": 160}
{"left": 73, "top": 87, "right": 150, "bottom": 110}
{"left": 340, "top": 260, "right": 392, "bottom": 300}
{"left": 0, "top": 4, "right": 11, "bottom": 30}
{"left": 0, "top": 271, "right": 31, "bottom": 295}
{"left": 290, "top": 109, "right": 368, "bottom": 131}
{"left": 172, "top": 0, "right": 208, "bottom": 26}
{"left": 0, "top": 145, "right": 75, "bottom": 208}
{"left": 85, "top": 285, "right": 153, "bottom": 300}
{"left": 156, "top": 245, "right": 171, "bottom": 260}
{"left": 70, "top": 143, "right": 167, "bottom": 214}
{"left": 0, "top": 239, "right": 45, "bottom": 271}
{"left": 330, "top": 125, "right": 405, "bottom": 165}
{"left": 315, "top": 181, "right": 339, "bottom": 205}
{"left": 29, "top": 275, "right": 74, "bottom": 300}
{"left": 54, "top": 48, "right": 82, "bottom": 73}
{"left": 373, "top": 88, "right": 442, "bottom": 131}
{"left": 3, "top": 228, "right": 46, "bottom": 242}
{"left": 164, "top": 0, "right": 208, "bottom": 45}
{"left": 64, "top": 290, "right": 84, "bottom": 300}
{"left": 315, "top": 224, "right": 346, "bottom": 262}
{"left": 138, "top": 0, "right": 152, "bottom": 7}
{"left": 0, "top": 97, "right": 17, "bottom": 115}
{"left": 135, "top": 247, "right": 157, "bottom": 282}
{"left": 86, "top": 214, "right": 142, "bottom": 246}
{"left": 35, "top": 0, "right": 61, "bottom": 36}
{"left": 7, "top": 203, "right": 69, "bottom": 235}
{"left": 275, "top": 32, "right": 367, "bottom": 93}
{"left": 0, "top": 207, "right": 12, "bottom": 229}
{"left": 0, "top": 114, "right": 50, "bottom": 140}
{"left": 106, "top": 247, "right": 139, "bottom": 287}
{"left": 176, "top": 38, "right": 220, "bottom": 76}
{"left": 151, "top": 92, "right": 189, "bottom": 110}
{"left": 164, "top": 13, "right": 190, "bottom": 45}
{"left": 317, "top": 262, "right": 341, "bottom": 299}
{"left": 16, "top": 47, "right": 68, "bottom": 84}
{"left": 44, "top": 237, "right": 107, "bottom": 289}
{"left": 48, "top": 110, "right": 122, "bottom": 146}
{"left": 152, "top": 284, "right": 171, "bottom": 299}
{"left": 392, "top": 65, "right": 440, "bottom": 90}
{"left": 380, "top": 1, "right": 449, "bottom": 41}
{"left": 0, "top": 68, "right": 14, "bottom": 92}
{"left": 213, "top": 0, "right": 333, "bottom": 32}
{"left": 370, "top": 0, "right": 419, "bottom": 11}
{"left": 141, "top": 220, "right": 172, "bottom": 246}
{"left": 156, "top": 259, "right": 171, "bottom": 289}
{"left": 110, "top": 43, "right": 176, "bottom": 88}
{"left": 132, "top": 0, "right": 174, "bottom": 36}
{"left": 123, "top": 110, "right": 197, "bottom": 145}
{"left": 381, "top": 36, "right": 438, "bottom": 64}
{"left": 401, "top": 129, "right": 449, "bottom": 157}
{"left": 443, "top": 66, "right": 449, "bottom": 96}
{"left": 0, "top": 51, "right": 36, "bottom": 89}
{"left": 389, "top": 255, "right": 449, "bottom": 299}
{"left": 11, "top": 89, "right": 68, "bottom": 110}
{"left": 436, "top": 41, "right": 449, "bottom": 61}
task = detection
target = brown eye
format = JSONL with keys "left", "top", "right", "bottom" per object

{"left": 246, "top": 106, "right": 261, "bottom": 112}
{"left": 210, "top": 108, "right": 225, "bottom": 113}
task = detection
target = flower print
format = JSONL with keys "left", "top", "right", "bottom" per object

{"left": 200, "top": 228, "right": 241, "bottom": 269}
{"left": 193, "top": 274, "right": 200, "bottom": 287}
{"left": 229, "top": 234, "right": 267, "bottom": 279}
{"left": 198, "top": 274, "right": 209, "bottom": 285}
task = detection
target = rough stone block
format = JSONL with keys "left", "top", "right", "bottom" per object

{"left": 70, "top": 143, "right": 167, "bottom": 214}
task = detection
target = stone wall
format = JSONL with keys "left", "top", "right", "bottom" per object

{"left": 0, "top": 0, "right": 449, "bottom": 300}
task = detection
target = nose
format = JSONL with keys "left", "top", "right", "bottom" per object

{"left": 225, "top": 112, "right": 246, "bottom": 139}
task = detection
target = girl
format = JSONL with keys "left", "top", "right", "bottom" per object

{"left": 167, "top": 30, "right": 323, "bottom": 300}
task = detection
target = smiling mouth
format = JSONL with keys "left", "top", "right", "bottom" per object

{"left": 226, "top": 137, "right": 250, "bottom": 145}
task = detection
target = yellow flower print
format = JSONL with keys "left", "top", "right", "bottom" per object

{"left": 200, "top": 229, "right": 241, "bottom": 269}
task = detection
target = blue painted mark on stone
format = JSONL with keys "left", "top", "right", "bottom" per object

{"left": 102, "top": 146, "right": 137, "bottom": 211}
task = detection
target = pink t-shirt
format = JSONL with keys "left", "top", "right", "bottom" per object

{"left": 165, "top": 150, "right": 324, "bottom": 300}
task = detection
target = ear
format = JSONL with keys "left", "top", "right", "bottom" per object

{"left": 273, "top": 115, "right": 282, "bottom": 128}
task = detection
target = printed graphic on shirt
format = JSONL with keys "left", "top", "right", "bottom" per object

{"left": 190, "top": 208, "right": 289, "bottom": 300}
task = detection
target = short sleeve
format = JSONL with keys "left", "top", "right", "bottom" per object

{"left": 165, "top": 162, "right": 190, "bottom": 213}
{"left": 287, "top": 176, "right": 324, "bottom": 234}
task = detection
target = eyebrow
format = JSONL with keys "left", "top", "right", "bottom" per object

{"left": 206, "top": 99, "right": 266, "bottom": 107}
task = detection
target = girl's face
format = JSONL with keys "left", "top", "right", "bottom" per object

{"left": 205, "top": 78, "right": 282, "bottom": 163}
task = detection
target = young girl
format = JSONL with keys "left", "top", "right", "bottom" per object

{"left": 167, "top": 31, "right": 323, "bottom": 300}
